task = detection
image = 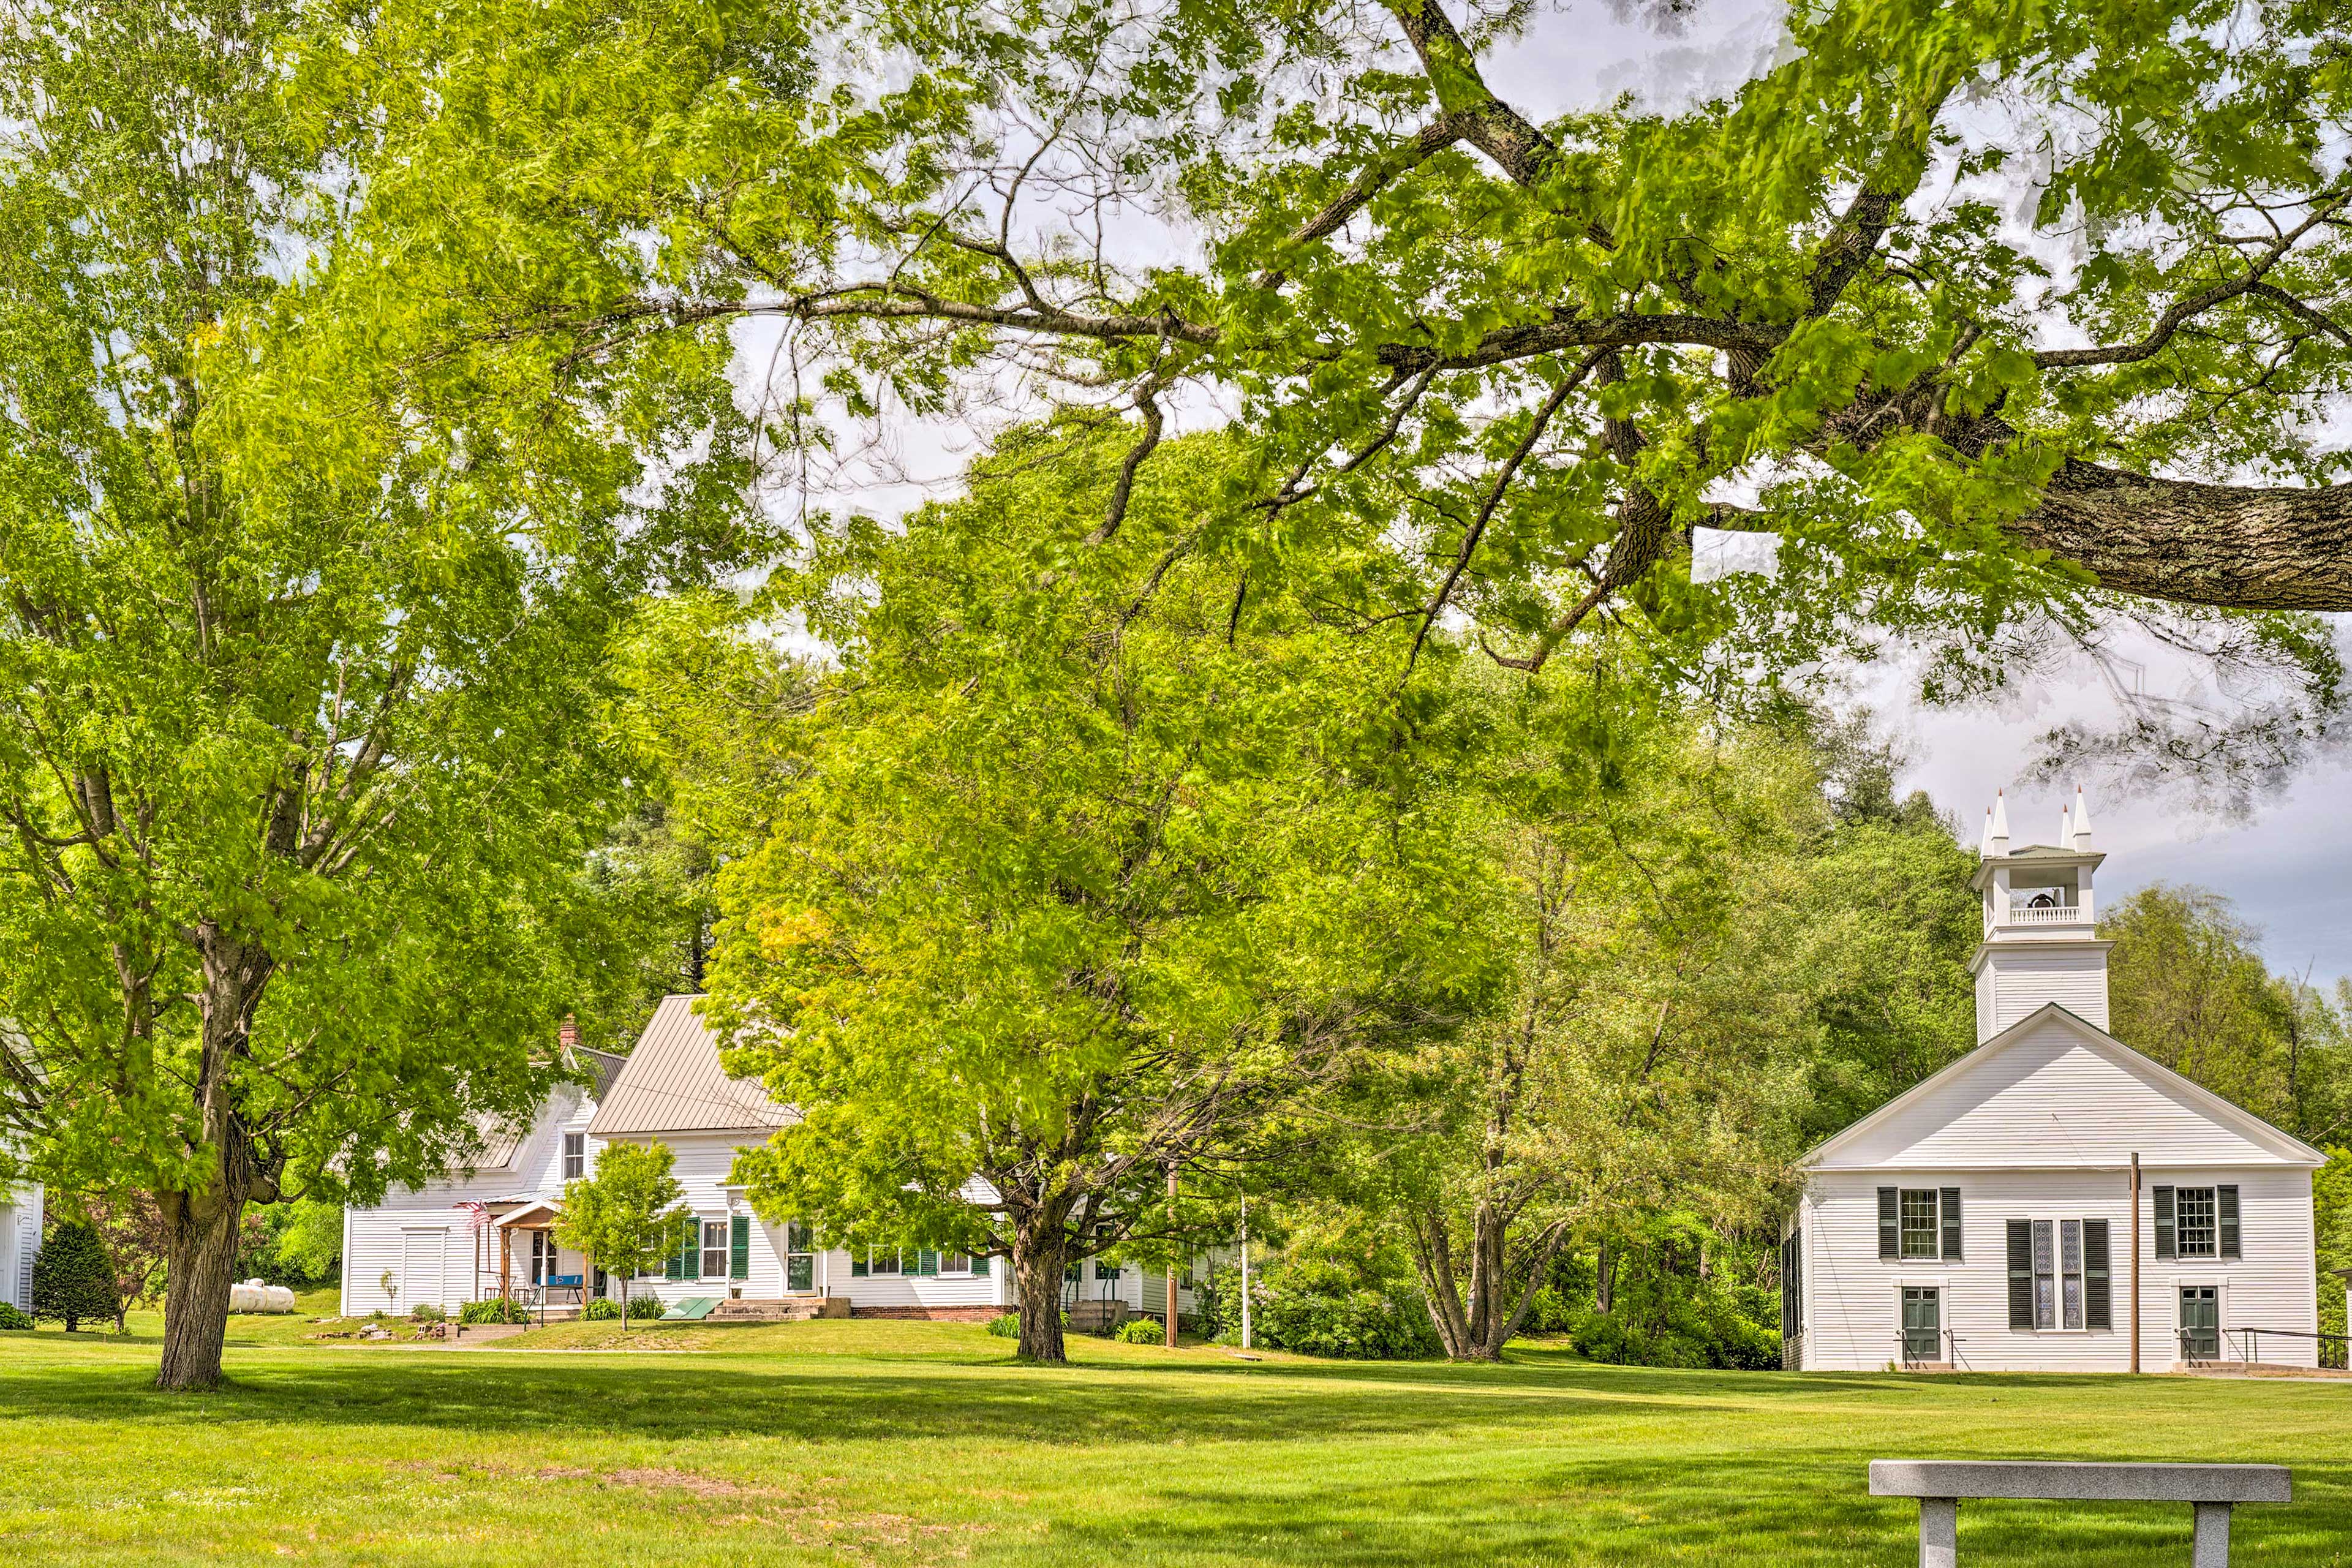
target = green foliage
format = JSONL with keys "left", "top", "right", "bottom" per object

{"left": 234, "top": 1199, "right": 347, "bottom": 1289}
{"left": 556, "top": 1143, "right": 689, "bottom": 1324}
{"left": 699, "top": 424, "right": 1491, "bottom": 1360}
{"left": 1205, "top": 1261, "right": 1438, "bottom": 1361}
{"left": 306, "top": 0, "right": 2352, "bottom": 795}
{"left": 1115, "top": 1318, "right": 1167, "bottom": 1345}
{"left": 0, "top": 0, "right": 779, "bottom": 1385}
{"left": 0, "top": 1301, "right": 29, "bottom": 1330}
{"left": 458, "top": 1297, "right": 529, "bottom": 1325}
{"left": 984, "top": 1313, "right": 1020, "bottom": 1339}
{"left": 409, "top": 1302, "right": 447, "bottom": 1324}
{"left": 2108, "top": 885, "right": 2351, "bottom": 1143}
{"left": 625, "top": 1294, "right": 665, "bottom": 1320}
{"left": 32, "top": 1222, "right": 118, "bottom": 1332}
{"left": 581, "top": 1298, "right": 623, "bottom": 1321}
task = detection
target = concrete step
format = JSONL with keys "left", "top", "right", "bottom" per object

{"left": 709, "top": 1295, "right": 851, "bottom": 1322}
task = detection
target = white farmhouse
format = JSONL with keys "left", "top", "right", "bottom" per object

{"left": 1782, "top": 790, "right": 2326, "bottom": 1373}
{"left": 343, "top": 994, "right": 1207, "bottom": 1325}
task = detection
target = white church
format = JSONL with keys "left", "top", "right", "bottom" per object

{"left": 1782, "top": 790, "right": 2326, "bottom": 1372}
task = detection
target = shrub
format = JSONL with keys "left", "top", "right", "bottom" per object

{"left": 0, "top": 1301, "right": 31, "bottom": 1330}
{"left": 458, "top": 1297, "right": 528, "bottom": 1325}
{"left": 410, "top": 1301, "right": 447, "bottom": 1324}
{"left": 985, "top": 1313, "right": 1020, "bottom": 1338}
{"left": 1115, "top": 1317, "right": 1166, "bottom": 1344}
{"left": 1199, "top": 1260, "right": 1436, "bottom": 1360}
{"left": 31, "top": 1221, "right": 118, "bottom": 1332}
{"left": 582, "top": 1298, "right": 622, "bottom": 1321}
{"left": 625, "top": 1293, "right": 664, "bottom": 1319}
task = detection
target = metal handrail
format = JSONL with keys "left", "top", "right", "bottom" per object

{"left": 2218, "top": 1326, "right": 2351, "bottom": 1370}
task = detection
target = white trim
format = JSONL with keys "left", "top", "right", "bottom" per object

{"left": 1804, "top": 1004, "right": 2326, "bottom": 1171}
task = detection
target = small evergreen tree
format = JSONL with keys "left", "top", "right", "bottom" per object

{"left": 32, "top": 1221, "right": 119, "bottom": 1332}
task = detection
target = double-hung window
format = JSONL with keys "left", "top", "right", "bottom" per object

{"left": 562, "top": 1133, "right": 586, "bottom": 1181}
{"left": 2154, "top": 1185, "right": 2240, "bottom": 1260}
{"left": 1877, "top": 1188, "right": 1962, "bottom": 1261}
{"left": 701, "top": 1220, "right": 729, "bottom": 1280}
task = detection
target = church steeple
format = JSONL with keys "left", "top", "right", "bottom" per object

{"left": 1969, "top": 787, "right": 2113, "bottom": 1041}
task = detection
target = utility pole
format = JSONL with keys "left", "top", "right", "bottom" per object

{"left": 1240, "top": 1196, "right": 1253, "bottom": 1352}
{"left": 2130, "top": 1152, "right": 2142, "bottom": 1374}
{"left": 1165, "top": 1169, "right": 1180, "bottom": 1348}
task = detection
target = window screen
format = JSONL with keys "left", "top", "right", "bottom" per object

{"left": 701, "top": 1219, "right": 728, "bottom": 1280}
{"left": 2060, "top": 1219, "right": 2083, "bottom": 1330}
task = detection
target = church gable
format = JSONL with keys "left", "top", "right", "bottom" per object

{"left": 1807, "top": 1007, "right": 2323, "bottom": 1172}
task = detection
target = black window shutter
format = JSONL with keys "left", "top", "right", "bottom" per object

{"left": 1940, "top": 1188, "right": 1962, "bottom": 1261}
{"left": 1879, "top": 1188, "right": 1899, "bottom": 1259}
{"left": 2083, "top": 1219, "right": 2111, "bottom": 1330}
{"left": 2154, "top": 1185, "right": 2176, "bottom": 1259}
{"left": 730, "top": 1215, "right": 750, "bottom": 1280}
{"left": 2007, "top": 1219, "right": 2034, "bottom": 1329}
{"left": 2218, "top": 1186, "right": 2240, "bottom": 1258}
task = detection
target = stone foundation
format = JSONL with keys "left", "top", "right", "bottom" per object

{"left": 849, "top": 1305, "right": 1005, "bottom": 1323}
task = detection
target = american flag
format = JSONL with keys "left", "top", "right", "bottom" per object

{"left": 458, "top": 1201, "right": 491, "bottom": 1231}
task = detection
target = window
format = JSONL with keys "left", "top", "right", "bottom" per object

{"left": 2060, "top": 1219, "right": 2083, "bottom": 1331}
{"left": 2030, "top": 1219, "right": 2056, "bottom": 1329}
{"left": 785, "top": 1221, "right": 814, "bottom": 1293}
{"left": 848, "top": 1246, "right": 961, "bottom": 1277}
{"left": 701, "top": 1220, "right": 729, "bottom": 1280}
{"left": 1878, "top": 1187, "right": 1962, "bottom": 1261}
{"left": 562, "top": 1133, "right": 585, "bottom": 1181}
{"left": 2008, "top": 1217, "right": 2111, "bottom": 1331}
{"left": 1779, "top": 1231, "right": 1803, "bottom": 1344}
{"left": 2155, "top": 1184, "right": 2240, "bottom": 1259}
{"left": 2176, "top": 1188, "right": 2218, "bottom": 1257}
{"left": 1900, "top": 1191, "right": 1940, "bottom": 1259}
{"left": 529, "top": 1230, "right": 553, "bottom": 1285}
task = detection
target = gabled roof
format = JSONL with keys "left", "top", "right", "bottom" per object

{"left": 1804, "top": 1003, "right": 2326, "bottom": 1172}
{"left": 586, "top": 995, "right": 796, "bottom": 1138}
{"left": 573, "top": 1046, "right": 629, "bottom": 1101}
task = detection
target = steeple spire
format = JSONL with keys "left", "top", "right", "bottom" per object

{"left": 2069, "top": 785, "right": 2092, "bottom": 850}
{"left": 1986, "top": 790, "right": 2010, "bottom": 858}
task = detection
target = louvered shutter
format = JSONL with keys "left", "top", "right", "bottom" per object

{"left": 730, "top": 1216, "right": 750, "bottom": 1280}
{"left": 2154, "top": 1185, "right": 2176, "bottom": 1258}
{"left": 1878, "top": 1188, "right": 1899, "bottom": 1259}
{"left": 917, "top": 1249, "right": 940, "bottom": 1277}
{"left": 2083, "top": 1219, "right": 2111, "bottom": 1330}
{"left": 663, "top": 1216, "right": 684, "bottom": 1281}
{"left": 2218, "top": 1186, "right": 2240, "bottom": 1258}
{"left": 850, "top": 1250, "right": 869, "bottom": 1278}
{"left": 2007, "top": 1219, "right": 2033, "bottom": 1329}
{"left": 1939, "top": 1188, "right": 1962, "bottom": 1261}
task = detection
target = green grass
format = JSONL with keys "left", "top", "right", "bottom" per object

{"left": 4, "top": 1316, "right": 2350, "bottom": 1566}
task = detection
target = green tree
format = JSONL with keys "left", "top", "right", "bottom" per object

{"left": 67, "top": 1189, "right": 173, "bottom": 1335}
{"left": 555, "top": 1141, "right": 688, "bottom": 1330}
{"left": 321, "top": 0, "right": 2352, "bottom": 788}
{"left": 2107, "top": 885, "right": 2352, "bottom": 1144}
{"left": 0, "top": 1, "right": 774, "bottom": 1389}
{"left": 699, "top": 426, "right": 1489, "bottom": 1362}
{"left": 32, "top": 1220, "right": 119, "bottom": 1332}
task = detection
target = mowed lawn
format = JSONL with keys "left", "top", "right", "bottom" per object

{"left": 4, "top": 1313, "right": 2351, "bottom": 1567}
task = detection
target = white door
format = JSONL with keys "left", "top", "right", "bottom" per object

{"left": 401, "top": 1228, "right": 449, "bottom": 1311}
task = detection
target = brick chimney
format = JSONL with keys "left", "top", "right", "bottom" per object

{"left": 558, "top": 1014, "right": 581, "bottom": 1052}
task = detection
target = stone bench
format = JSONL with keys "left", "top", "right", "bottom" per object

{"left": 1869, "top": 1460, "right": 2291, "bottom": 1567}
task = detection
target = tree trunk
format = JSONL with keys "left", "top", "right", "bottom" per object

{"left": 1596, "top": 1238, "right": 1614, "bottom": 1314}
{"left": 1009, "top": 1219, "right": 1068, "bottom": 1363}
{"left": 155, "top": 1179, "right": 248, "bottom": 1390}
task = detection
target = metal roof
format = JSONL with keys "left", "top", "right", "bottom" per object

{"left": 586, "top": 995, "right": 796, "bottom": 1137}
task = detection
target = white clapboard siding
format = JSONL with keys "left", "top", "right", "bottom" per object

{"left": 1798, "top": 1166, "right": 2315, "bottom": 1371}
{"left": 1815, "top": 1013, "right": 2304, "bottom": 1172}
{"left": 0, "top": 1184, "right": 40, "bottom": 1311}
{"left": 1981, "top": 945, "right": 2111, "bottom": 1033}
{"left": 341, "top": 1082, "right": 602, "bottom": 1314}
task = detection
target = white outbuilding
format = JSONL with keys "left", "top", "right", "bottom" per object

{"left": 1782, "top": 791, "right": 2326, "bottom": 1372}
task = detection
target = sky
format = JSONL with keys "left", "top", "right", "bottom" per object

{"left": 750, "top": 0, "right": 2352, "bottom": 989}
